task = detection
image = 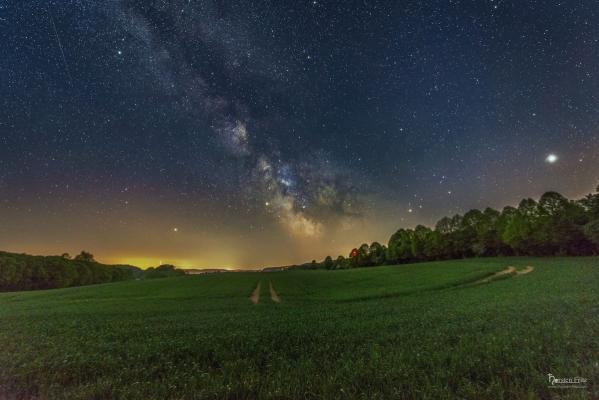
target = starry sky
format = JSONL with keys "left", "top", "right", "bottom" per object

{"left": 1, "top": 1, "right": 598, "bottom": 269}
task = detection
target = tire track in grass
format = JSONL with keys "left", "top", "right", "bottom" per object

{"left": 516, "top": 266, "right": 534, "bottom": 275}
{"left": 452, "top": 266, "right": 517, "bottom": 290}
{"left": 474, "top": 266, "right": 516, "bottom": 284}
{"left": 269, "top": 281, "right": 280, "bottom": 303}
{"left": 463, "top": 265, "right": 534, "bottom": 287}
{"left": 249, "top": 281, "right": 261, "bottom": 304}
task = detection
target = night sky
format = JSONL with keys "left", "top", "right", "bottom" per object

{"left": 2, "top": 1, "right": 598, "bottom": 268}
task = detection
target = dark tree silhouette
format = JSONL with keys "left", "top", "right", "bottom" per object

{"left": 322, "top": 189, "right": 599, "bottom": 270}
{"left": 74, "top": 251, "right": 95, "bottom": 263}
{"left": 0, "top": 251, "right": 140, "bottom": 292}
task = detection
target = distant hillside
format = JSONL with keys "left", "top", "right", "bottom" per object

{"left": 145, "top": 264, "right": 186, "bottom": 278}
{"left": 183, "top": 268, "right": 230, "bottom": 275}
{"left": 0, "top": 251, "right": 142, "bottom": 292}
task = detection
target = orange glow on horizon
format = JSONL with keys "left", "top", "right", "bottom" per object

{"left": 105, "top": 257, "right": 234, "bottom": 270}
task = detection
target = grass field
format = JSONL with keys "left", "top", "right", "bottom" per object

{"left": 1, "top": 257, "right": 598, "bottom": 399}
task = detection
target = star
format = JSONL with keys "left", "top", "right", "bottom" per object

{"left": 545, "top": 154, "right": 558, "bottom": 164}
{"left": 173, "top": 227, "right": 179, "bottom": 232}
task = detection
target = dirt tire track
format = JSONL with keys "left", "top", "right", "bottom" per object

{"left": 269, "top": 281, "right": 280, "bottom": 303}
{"left": 475, "top": 266, "right": 516, "bottom": 284}
{"left": 250, "top": 282, "right": 261, "bottom": 304}
{"left": 516, "top": 266, "right": 534, "bottom": 275}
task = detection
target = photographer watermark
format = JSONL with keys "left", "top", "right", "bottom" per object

{"left": 547, "top": 373, "right": 588, "bottom": 389}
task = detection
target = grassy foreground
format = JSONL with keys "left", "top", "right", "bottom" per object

{"left": 1, "top": 257, "right": 598, "bottom": 399}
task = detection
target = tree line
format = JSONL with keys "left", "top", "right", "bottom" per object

{"left": 317, "top": 188, "right": 599, "bottom": 270}
{"left": 0, "top": 251, "right": 186, "bottom": 291}
{"left": 145, "top": 264, "right": 186, "bottom": 279}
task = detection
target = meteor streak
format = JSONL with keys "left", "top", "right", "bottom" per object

{"left": 48, "top": 3, "right": 72, "bottom": 84}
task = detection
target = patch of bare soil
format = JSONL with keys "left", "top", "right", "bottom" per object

{"left": 516, "top": 266, "right": 534, "bottom": 275}
{"left": 269, "top": 281, "right": 280, "bottom": 303}
{"left": 250, "top": 282, "right": 261, "bottom": 304}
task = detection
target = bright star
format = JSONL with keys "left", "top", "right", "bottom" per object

{"left": 545, "top": 153, "right": 558, "bottom": 164}
{"left": 280, "top": 178, "right": 292, "bottom": 187}
{"left": 173, "top": 227, "right": 179, "bottom": 232}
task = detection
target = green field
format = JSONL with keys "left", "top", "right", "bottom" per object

{"left": 1, "top": 257, "right": 598, "bottom": 399}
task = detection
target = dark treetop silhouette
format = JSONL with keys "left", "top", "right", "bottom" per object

{"left": 317, "top": 188, "right": 599, "bottom": 270}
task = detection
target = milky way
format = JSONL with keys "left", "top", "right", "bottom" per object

{"left": 110, "top": 1, "right": 365, "bottom": 239}
{"left": 1, "top": 1, "right": 598, "bottom": 268}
